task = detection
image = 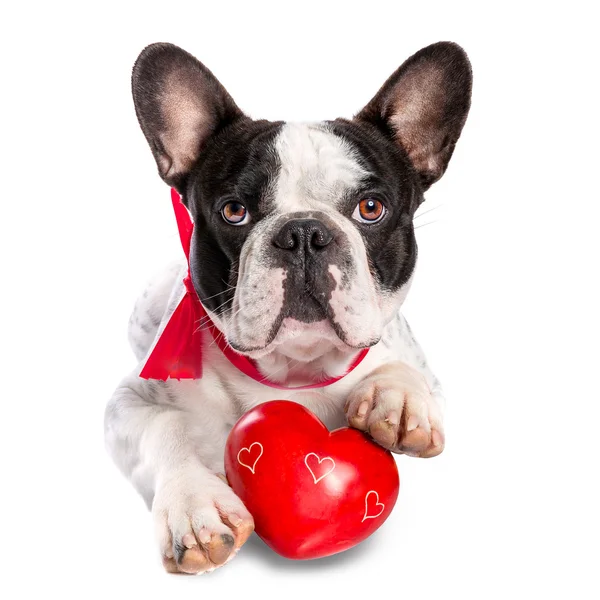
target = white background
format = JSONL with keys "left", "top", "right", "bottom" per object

{"left": 1, "top": 1, "right": 599, "bottom": 598}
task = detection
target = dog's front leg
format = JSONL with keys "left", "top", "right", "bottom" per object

{"left": 104, "top": 375, "right": 254, "bottom": 574}
{"left": 345, "top": 316, "right": 445, "bottom": 457}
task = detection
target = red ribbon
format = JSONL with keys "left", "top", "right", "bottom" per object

{"left": 139, "top": 189, "right": 369, "bottom": 389}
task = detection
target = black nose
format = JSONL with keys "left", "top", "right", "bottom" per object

{"left": 272, "top": 218, "right": 334, "bottom": 254}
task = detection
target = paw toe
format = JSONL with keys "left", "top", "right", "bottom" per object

{"left": 176, "top": 544, "right": 211, "bottom": 574}
{"left": 368, "top": 415, "right": 399, "bottom": 449}
{"left": 400, "top": 426, "right": 431, "bottom": 454}
{"left": 419, "top": 429, "right": 445, "bottom": 458}
{"left": 347, "top": 398, "right": 373, "bottom": 430}
{"left": 203, "top": 532, "right": 235, "bottom": 565}
{"left": 223, "top": 513, "right": 255, "bottom": 550}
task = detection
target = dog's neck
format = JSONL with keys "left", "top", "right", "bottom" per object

{"left": 253, "top": 343, "right": 362, "bottom": 385}
{"left": 256, "top": 348, "right": 358, "bottom": 386}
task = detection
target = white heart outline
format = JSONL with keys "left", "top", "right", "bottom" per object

{"left": 304, "top": 452, "right": 336, "bottom": 484}
{"left": 362, "top": 490, "right": 385, "bottom": 522}
{"left": 237, "top": 442, "right": 263, "bottom": 474}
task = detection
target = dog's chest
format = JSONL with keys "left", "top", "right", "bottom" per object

{"left": 172, "top": 333, "right": 397, "bottom": 431}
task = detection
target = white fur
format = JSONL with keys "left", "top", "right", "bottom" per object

{"left": 106, "top": 122, "right": 445, "bottom": 574}
{"left": 272, "top": 122, "right": 368, "bottom": 212}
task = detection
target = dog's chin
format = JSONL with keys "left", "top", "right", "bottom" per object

{"left": 227, "top": 317, "right": 380, "bottom": 362}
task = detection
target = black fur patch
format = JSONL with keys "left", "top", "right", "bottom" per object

{"left": 186, "top": 118, "right": 284, "bottom": 315}
{"left": 327, "top": 118, "right": 420, "bottom": 292}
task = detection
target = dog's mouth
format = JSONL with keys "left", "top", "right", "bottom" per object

{"left": 225, "top": 306, "right": 380, "bottom": 361}
{"left": 227, "top": 316, "right": 369, "bottom": 361}
{"left": 204, "top": 254, "right": 386, "bottom": 359}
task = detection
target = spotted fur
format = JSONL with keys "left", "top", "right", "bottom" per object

{"left": 105, "top": 41, "right": 472, "bottom": 573}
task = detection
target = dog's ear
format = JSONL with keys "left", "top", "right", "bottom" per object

{"left": 356, "top": 42, "right": 472, "bottom": 190}
{"left": 132, "top": 43, "right": 245, "bottom": 191}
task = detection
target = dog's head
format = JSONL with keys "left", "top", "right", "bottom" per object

{"left": 132, "top": 42, "right": 471, "bottom": 375}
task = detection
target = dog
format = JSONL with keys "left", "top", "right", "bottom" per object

{"left": 104, "top": 41, "right": 472, "bottom": 574}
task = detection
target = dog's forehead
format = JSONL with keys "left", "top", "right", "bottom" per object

{"left": 269, "top": 122, "right": 368, "bottom": 213}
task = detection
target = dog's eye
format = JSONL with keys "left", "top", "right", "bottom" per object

{"left": 352, "top": 198, "right": 385, "bottom": 224}
{"left": 221, "top": 201, "right": 251, "bottom": 226}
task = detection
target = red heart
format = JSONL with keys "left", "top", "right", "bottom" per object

{"left": 224, "top": 400, "right": 400, "bottom": 559}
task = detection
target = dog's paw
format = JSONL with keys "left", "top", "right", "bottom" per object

{"left": 345, "top": 361, "right": 444, "bottom": 457}
{"left": 152, "top": 469, "right": 254, "bottom": 574}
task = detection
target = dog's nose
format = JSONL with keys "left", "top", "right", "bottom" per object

{"left": 272, "top": 218, "right": 334, "bottom": 254}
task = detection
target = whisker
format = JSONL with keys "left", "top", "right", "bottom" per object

{"left": 206, "top": 307, "right": 245, "bottom": 349}
{"left": 207, "top": 328, "right": 227, "bottom": 349}
{"left": 194, "top": 297, "right": 233, "bottom": 322}
{"left": 193, "top": 301, "right": 235, "bottom": 333}
{"left": 220, "top": 279, "right": 237, "bottom": 292}
{"left": 414, "top": 204, "right": 442, "bottom": 220}
{"left": 414, "top": 220, "right": 439, "bottom": 230}
{"left": 194, "top": 314, "right": 228, "bottom": 334}
{"left": 196, "top": 289, "right": 234, "bottom": 303}
{"left": 197, "top": 302, "right": 244, "bottom": 338}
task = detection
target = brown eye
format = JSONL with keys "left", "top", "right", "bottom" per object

{"left": 352, "top": 198, "right": 385, "bottom": 223}
{"left": 221, "top": 201, "right": 250, "bottom": 226}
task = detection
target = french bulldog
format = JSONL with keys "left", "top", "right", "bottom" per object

{"left": 104, "top": 41, "right": 472, "bottom": 574}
